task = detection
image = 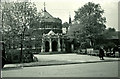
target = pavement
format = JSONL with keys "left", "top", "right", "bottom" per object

{"left": 3, "top": 53, "right": 120, "bottom": 69}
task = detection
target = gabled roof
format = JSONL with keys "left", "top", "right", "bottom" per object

{"left": 41, "top": 10, "right": 62, "bottom": 23}
{"left": 47, "top": 30, "right": 55, "bottom": 35}
{"left": 41, "top": 10, "right": 53, "bottom": 18}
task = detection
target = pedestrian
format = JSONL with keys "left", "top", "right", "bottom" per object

{"left": 118, "top": 45, "right": 120, "bottom": 57}
{"left": 113, "top": 47, "right": 116, "bottom": 57}
{"left": 99, "top": 46, "right": 105, "bottom": 60}
{"left": 113, "top": 48, "right": 115, "bottom": 57}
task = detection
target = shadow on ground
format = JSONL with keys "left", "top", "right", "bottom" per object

{"left": 2, "top": 67, "right": 23, "bottom": 71}
{"left": 2, "top": 59, "right": 119, "bottom": 71}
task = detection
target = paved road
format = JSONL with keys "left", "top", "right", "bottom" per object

{"left": 2, "top": 62, "right": 119, "bottom": 77}
{"left": 34, "top": 54, "right": 118, "bottom": 62}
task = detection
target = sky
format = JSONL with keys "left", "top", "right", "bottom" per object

{"left": 2, "top": 0, "right": 119, "bottom": 31}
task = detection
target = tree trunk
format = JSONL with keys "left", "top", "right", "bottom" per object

{"left": 20, "top": 34, "right": 23, "bottom": 63}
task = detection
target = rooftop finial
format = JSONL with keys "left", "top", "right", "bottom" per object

{"left": 69, "top": 12, "right": 71, "bottom": 24}
{"left": 44, "top": 2, "right": 46, "bottom": 12}
{"left": 69, "top": 12, "right": 71, "bottom": 17}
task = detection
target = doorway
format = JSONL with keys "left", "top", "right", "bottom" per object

{"left": 45, "top": 41, "right": 49, "bottom": 52}
{"left": 52, "top": 41, "right": 58, "bottom": 52}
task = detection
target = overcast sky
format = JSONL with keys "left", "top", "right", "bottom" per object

{"left": 2, "top": 0, "right": 119, "bottom": 30}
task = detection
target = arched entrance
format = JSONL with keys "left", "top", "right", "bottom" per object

{"left": 45, "top": 41, "right": 49, "bottom": 52}
{"left": 52, "top": 41, "right": 57, "bottom": 51}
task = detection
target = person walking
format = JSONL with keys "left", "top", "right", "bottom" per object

{"left": 113, "top": 48, "right": 115, "bottom": 57}
{"left": 118, "top": 45, "right": 120, "bottom": 57}
{"left": 99, "top": 46, "right": 105, "bottom": 60}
